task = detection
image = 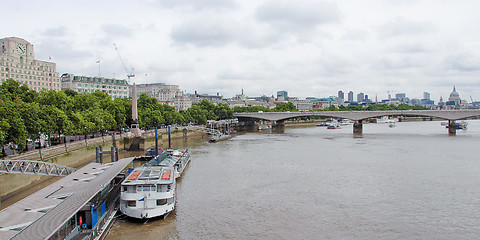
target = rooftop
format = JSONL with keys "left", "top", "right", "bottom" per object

{"left": 0, "top": 157, "right": 133, "bottom": 240}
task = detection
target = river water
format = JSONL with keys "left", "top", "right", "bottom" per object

{"left": 107, "top": 120, "right": 480, "bottom": 240}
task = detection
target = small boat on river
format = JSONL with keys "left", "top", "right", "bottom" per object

{"left": 442, "top": 121, "right": 468, "bottom": 129}
{"left": 210, "top": 133, "right": 233, "bottom": 142}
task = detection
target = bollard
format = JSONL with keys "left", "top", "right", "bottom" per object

{"left": 95, "top": 146, "right": 103, "bottom": 164}
{"left": 168, "top": 125, "right": 171, "bottom": 149}
{"left": 111, "top": 146, "right": 118, "bottom": 162}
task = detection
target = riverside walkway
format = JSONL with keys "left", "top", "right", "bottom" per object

{"left": 234, "top": 110, "right": 480, "bottom": 134}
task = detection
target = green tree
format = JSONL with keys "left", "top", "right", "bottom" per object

{"left": 274, "top": 102, "right": 297, "bottom": 112}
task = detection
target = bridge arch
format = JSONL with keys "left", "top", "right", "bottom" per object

{"left": 234, "top": 110, "right": 480, "bottom": 122}
{"left": 234, "top": 110, "right": 480, "bottom": 134}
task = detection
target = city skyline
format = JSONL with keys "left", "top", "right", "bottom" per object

{"left": 2, "top": 0, "right": 480, "bottom": 102}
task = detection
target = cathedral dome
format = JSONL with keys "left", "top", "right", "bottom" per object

{"left": 448, "top": 86, "right": 461, "bottom": 102}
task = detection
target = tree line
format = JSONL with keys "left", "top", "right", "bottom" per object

{"left": 0, "top": 79, "right": 236, "bottom": 155}
{"left": 0, "top": 78, "right": 429, "bottom": 155}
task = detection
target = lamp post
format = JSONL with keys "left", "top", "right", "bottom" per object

{"left": 101, "top": 125, "right": 105, "bottom": 143}
{"left": 38, "top": 132, "right": 43, "bottom": 160}
{"left": 62, "top": 130, "right": 68, "bottom": 153}
{"left": 84, "top": 126, "right": 87, "bottom": 146}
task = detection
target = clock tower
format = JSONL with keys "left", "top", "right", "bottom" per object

{"left": 1, "top": 37, "right": 60, "bottom": 91}
{"left": 1, "top": 37, "right": 35, "bottom": 62}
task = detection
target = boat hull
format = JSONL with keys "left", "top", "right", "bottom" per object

{"left": 120, "top": 200, "right": 175, "bottom": 219}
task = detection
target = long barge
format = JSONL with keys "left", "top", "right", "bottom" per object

{"left": 0, "top": 157, "right": 134, "bottom": 240}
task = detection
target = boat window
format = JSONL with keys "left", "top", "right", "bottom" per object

{"left": 137, "top": 185, "right": 156, "bottom": 192}
{"left": 167, "top": 197, "right": 174, "bottom": 204}
{"left": 127, "top": 200, "right": 136, "bottom": 207}
{"left": 139, "top": 170, "right": 151, "bottom": 179}
{"left": 157, "top": 199, "right": 167, "bottom": 206}
{"left": 127, "top": 186, "right": 136, "bottom": 193}
{"left": 122, "top": 186, "right": 127, "bottom": 192}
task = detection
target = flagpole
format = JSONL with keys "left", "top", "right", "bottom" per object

{"left": 96, "top": 60, "right": 101, "bottom": 76}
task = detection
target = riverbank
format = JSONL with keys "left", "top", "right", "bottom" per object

{"left": 0, "top": 129, "right": 208, "bottom": 209}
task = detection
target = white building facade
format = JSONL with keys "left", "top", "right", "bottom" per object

{"left": 134, "top": 83, "right": 192, "bottom": 111}
{"left": 0, "top": 37, "right": 60, "bottom": 91}
{"left": 61, "top": 73, "right": 130, "bottom": 98}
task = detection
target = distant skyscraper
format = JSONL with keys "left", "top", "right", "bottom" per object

{"left": 338, "top": 90, "right": 344, "bottom": 100}
{"left": 348, "top": 91, "right": 354, "bottom": 102}
{"left": 277, "top": 90, "right": 288, "bottom": 101}
{"left": 357, "top": 92, "right": 365, "bottom": 102}
{"left": 395, "top": 93, "right": 406, "bottom": 100}
{"left": 423, "top": 92, "right": 430, "bottom": 100}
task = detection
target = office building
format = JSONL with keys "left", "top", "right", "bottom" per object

{"left": 395, "top": 93, "right": 406, "bottom": 101}
{"left": 357, "top": 92, "right": 365, "bottom": 102}
{"left": 277, "top": 90, "right": 288, "bottom": 101}
{"left": 347, "top": 91, "right": 354, "bottom": 102}
{"left": 1, "top": 37, "right": 60, "bottom": 91}
{"left": 61, "top": 73, "right": 130, "bottom": 98}
{"left": 423, "top": 92, "right": 430, "bottom": 100}
{"left": 338, "top": 90, "right": 344, "bottom": 100}
{"left": 135, "top": 83, "right": 191, "bottom": 111}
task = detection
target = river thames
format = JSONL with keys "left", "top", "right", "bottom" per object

{"left": 107, "top": 120, "right": 480, "bottom": 240}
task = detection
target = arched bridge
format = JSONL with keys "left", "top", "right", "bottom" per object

{"left": 234, "top": 110, "right": 480, "bottom": 134}
{"left": 0, "top": 160, "right": 76, "bottom": 177}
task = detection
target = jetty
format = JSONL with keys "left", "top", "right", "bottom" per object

{"left": 0, "top": 157, "right": 133, "bottom": 240}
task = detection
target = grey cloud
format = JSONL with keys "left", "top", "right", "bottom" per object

{"left": 170, "top": 18, "right": 235, "bottom": 47}
{"left": 154, "top": 0, "right": 235, "bottom": 10}
{"left": 377, "top": 17, "right": 437, "bottom": 38}
{"left": 388, "top": 0, "right": 421, "bottom": 5}
{"left": 375, "top": 56, "right": 427, "bottom": 70}
{"left": 390, "top": 43, "right": 432, "bottom": 54}
{"left": 341, "top": 30, "right": 369, "bottom": 42}
{"left": 35, "top": 39, "right": 92, "bottom": 61}
{"left": 443, "top": 52, "right": 480, "bottom": 72}
{"left": 96, "top": 24, "right": 135, "bottom": 46}
{"left": 255, "top": 0, "right": 341, "bottom": 32}
{"left": 42, "top": 26, "right": 68, "bottom": 37}
{"left": 101, "top": 24, "right": 134, "bottom": 38}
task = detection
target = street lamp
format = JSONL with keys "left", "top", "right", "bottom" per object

{"left": 84, "top": 126, "right": 87, "bottom": 146}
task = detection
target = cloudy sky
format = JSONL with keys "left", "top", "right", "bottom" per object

{"left": 2, "top": 0, "right": 480, "bottom": 101}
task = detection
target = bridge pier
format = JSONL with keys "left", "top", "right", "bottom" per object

{"left": 272, "top": 120, "right": 285, "bottom": 132}
{"left": 353, "top": 120, "right": 363, "bottom": 134}
{"left": 448, "top": 120, "right": 456, "bottom": 135}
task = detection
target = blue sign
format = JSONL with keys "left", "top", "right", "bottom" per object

{"left": 155, "top": 128, "right": 158, "bottom": 141}
{"left": 91, "top": 205, "right": 98, "bottom": 227}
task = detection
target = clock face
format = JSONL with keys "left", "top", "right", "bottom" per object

{"left": 16, "top": 43, "right": 26, "bottom": 54}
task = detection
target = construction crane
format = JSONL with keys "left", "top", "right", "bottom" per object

{"left": 113, "top": 43, "right": 135, "bottom": 82}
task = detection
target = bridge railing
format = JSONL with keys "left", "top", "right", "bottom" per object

{"left": 0, "top": 160, "right": 76, "bottom": 177}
